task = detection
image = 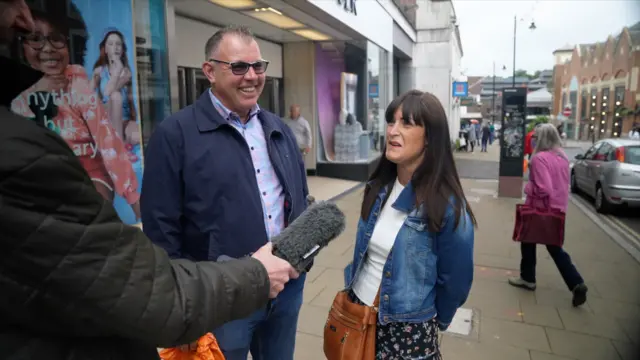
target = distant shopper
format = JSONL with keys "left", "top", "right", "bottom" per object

{"left": 342, "top": 90, "right": 476, "bottom": 358}
{"left": 481, "top": 123, "right": 491, "bottom": 152}
{"left": 467, "top": 123, "right": 476, "bottom": 152}
{"left": 524, "top": 128, "right": 536, "bottom": 160}
{"left": 509, "top": 124, "right": 588, "bottom": 307}
{"left": 489, "top": 122, "right": 495, "bottom": 144}
{"left": 284, "top": 104, "right": 312, "bottom": 156}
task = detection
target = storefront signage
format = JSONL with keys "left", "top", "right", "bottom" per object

{"left": 452, "top": 81, "right": 468, "bottom": 97}
{"left": 337, "top": 0, "right": 357, "bottom": 15}
{"left": 368, "top": 84, "right": 379, "bottom": 98}
{"left": 460, "top": 97, "right": 475, "bottom": 106}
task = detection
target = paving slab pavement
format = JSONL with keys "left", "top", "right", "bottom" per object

{"left": 294, "top": 178, "right": 640, "bottom": 360}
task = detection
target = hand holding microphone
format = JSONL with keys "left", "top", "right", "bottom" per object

{"left": 271, "top": 201, "right": 346, "bottom": 273}
{"left": 251, "top": 243, "right": 299, "bottom": 298}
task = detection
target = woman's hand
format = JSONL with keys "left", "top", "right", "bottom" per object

{"left": 124, "top": 120, "right": 140, "bottom": 145}
{"left": 118, "top": 67, "right": 131, "bottom": 83}
{"left": 110, "top": 57, "right": 123, "bottom": 76}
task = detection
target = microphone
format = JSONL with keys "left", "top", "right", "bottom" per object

{"left": 271, "top": 201, "right": 346, "bottom": 273}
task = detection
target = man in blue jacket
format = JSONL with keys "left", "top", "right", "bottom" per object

{"left": 141, "top": 25, "right": 309, "bottom": 360}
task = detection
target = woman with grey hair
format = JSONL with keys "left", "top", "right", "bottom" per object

{"left": 509, "top": 124, "right": 588, "bottom": 307}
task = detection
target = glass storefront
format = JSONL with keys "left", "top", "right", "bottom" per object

{"left": 4, "top": 0, "right": 171, "bottom": 225}
{"left": 314, "top": 40, "right": 388, "bottom": 165}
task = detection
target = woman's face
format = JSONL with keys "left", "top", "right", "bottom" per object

{"left": 385, "top": 107, "right": 426, "bottom": 167}
{"left": 105, "top": 33, "right": 123, "bottom": 61}
{"left": 23, "top": 19, "right": 69, "bottom": 76}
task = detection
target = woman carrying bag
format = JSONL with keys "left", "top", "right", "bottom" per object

{"left": 324, "top": 90, "right": 476, "bottom": 360}
{"left": 509, "top": 123, "right": 588, "bottom": 307}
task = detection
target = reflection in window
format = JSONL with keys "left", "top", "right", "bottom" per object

{"left": 134, "top": 0, "right": 172, "bottom": 149}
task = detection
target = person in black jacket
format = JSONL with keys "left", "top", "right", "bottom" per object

{"left": 0, "top": 1, "right": 298, "bottom": 358}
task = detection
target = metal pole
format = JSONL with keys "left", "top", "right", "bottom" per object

{"left": 512, "top": 15, "right": 516, "bottom": 87}
{"left": 491, "top": 62, "right": 495, "bottom": 123}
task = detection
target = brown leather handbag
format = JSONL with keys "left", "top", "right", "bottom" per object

{"left": 323, "top": 290, "right": 380, "bottom": 360}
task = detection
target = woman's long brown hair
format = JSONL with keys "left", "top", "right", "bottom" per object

{"left": 92, "top": 30, "right": 136, "bottom": 124}
{"left": 361, "top": 90, "right": 477, "bottom": 233}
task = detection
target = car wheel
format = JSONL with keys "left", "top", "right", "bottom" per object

{"left": 595, "top": 185, "right": 612, "bottom": 214}
{"left": 570, "top": 171, "right": 578, "bottom": 193}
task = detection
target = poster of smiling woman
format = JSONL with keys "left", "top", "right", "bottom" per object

{"left": 10, "top": 0, "right": 143, "bottom": 225}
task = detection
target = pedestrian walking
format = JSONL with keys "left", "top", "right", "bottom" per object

{"left": 481, "top": 123, "right": 491, "bottom": 152}
{"left": 467, "top": 124, "right": 476, "bottom": 152}
{"left": 509, "top": 124, "right": 588, "bottom": 307}
{"left": 334, "top": 90, "right": 476, "bottom": 359}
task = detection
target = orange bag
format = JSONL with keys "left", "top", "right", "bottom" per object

{"left": 158, "top": 333, "right": 225, "bottom": 360}
{"left": 523, "top": 158, "right": 529, "bottom": 173}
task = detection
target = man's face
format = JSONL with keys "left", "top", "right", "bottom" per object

{"left": 290, "top": 106, "right": 300, "bottom": 119}
{"left": 203, "top": 34, "right": 265, "bottom": 116}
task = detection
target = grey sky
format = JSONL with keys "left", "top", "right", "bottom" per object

{"left": 454, "top": 0, "right": 640, "bottom": 76}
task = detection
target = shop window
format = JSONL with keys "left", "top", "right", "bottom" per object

{"left": 3, "top": 0, "right": 167, "bottom": 225}
{"left": 133, "top": 0, "right": 172, "bottom": 148}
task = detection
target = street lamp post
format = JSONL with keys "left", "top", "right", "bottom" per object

{"left": 491, "top": 62, "right": 507, "bottom": 123}
{"left": 512, "top": 16, "right": 537, "bottom": 87}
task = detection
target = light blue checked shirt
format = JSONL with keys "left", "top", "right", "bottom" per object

{"left": 209, "top": 90, "right": 285, "bottom": 239}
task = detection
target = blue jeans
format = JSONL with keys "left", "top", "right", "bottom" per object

{"left": 520, "top": 243, "right": 583, "bottom": 291}
{"left": 213, "top": 274, "right": 306, "bottom": 360}
{"left": 481, "top": 137, "right": 488, "bottom": 151}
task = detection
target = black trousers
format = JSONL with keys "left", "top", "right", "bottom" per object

{"left": 520, "top": 243, "right": 584, "bottom": 291}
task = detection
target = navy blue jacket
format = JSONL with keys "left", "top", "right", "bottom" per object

{"left": 141, "top": 92, "right": 309, "bottom": 261}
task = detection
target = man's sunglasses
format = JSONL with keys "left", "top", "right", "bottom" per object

{"left": 209, "top": 59, "right": 269, "bottom": 76}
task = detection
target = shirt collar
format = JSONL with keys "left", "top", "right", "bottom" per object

{"left": 209, "top": 89, "right": 260, "bottom": 124}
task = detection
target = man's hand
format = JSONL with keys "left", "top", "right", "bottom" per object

{"left": 251, "top": 242, "right": 299, "bottom": 298}
{"left": 0, "top": 0, "right": 34, "bottom": 36}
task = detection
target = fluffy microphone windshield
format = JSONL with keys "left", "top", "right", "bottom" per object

{"left": 271, "top": 201, "right": 346, "bottom": 273}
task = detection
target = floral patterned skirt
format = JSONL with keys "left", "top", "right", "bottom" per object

{"left": 349, "top": 291, "right": 442, "bottom": 360}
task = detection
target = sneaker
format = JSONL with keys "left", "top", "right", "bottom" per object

{"left": 508, "top": 277, "right": 536, "bottom": 290}
{"left": 572, "top": 284, "right": 588, "bottom": 307}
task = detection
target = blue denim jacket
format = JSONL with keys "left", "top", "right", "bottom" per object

{"left": 343, "top": 181, "right": 474, "bottom": 330}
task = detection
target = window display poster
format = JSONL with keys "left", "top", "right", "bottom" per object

{"left": 9, "top": 0, "right": 143, "bottom": 224}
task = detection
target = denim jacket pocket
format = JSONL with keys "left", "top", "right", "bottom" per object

{"left": 400, "top": 217, "right": 437, "bottom": 307}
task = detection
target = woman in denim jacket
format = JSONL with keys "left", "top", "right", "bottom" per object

{"left": 344, "top": 90, "right": 477, "bottom": 359}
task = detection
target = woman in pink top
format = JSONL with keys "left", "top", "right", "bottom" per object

{"left": 508, "top": 124, "right": 588, "bottom": 307}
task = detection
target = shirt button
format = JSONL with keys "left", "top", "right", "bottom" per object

{"left": 383, "top": 295, "right": 389, "bottom": 301}
{"left": 385, "top": 271, "right": 391, "bottom": 278}
{"left": 257, "top": 169, "right": 260, "bottom": 174}
{"left": 263, "top": 192, "right": 267, "bottom": 196}
{"left": 268, "top": 215, "right": 272, "bottom": 219}
{"left": 251, "top": 146, "right": 254, "bottom": 150}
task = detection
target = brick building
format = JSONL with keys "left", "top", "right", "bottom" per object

{"left": 552, "top": 22, "right": 640, "bottom": 140}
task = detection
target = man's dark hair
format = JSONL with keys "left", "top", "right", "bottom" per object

{"left": 204, "top": 25, "right": 254, "bottom": 59}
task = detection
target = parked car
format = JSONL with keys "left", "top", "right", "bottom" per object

{"left": 571, "top": 138, "right": 640, "bottom": 213}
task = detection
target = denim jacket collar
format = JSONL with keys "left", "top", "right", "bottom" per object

{"left": 373, "top": 179, "right": 417, "bottom": 214}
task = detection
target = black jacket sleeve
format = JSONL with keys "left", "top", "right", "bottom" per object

{"left": 0, "top": 113, "right": 270, "bottom": 347}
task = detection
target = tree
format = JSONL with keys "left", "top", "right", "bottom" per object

{"left": 514, "top": 69, "right": 529, "bottom": 78}
{"left": 527, "top": 116, "right": 549, "bottom": 133}
{"left": 533, "top": 70, "right": 541, "bottom": 79}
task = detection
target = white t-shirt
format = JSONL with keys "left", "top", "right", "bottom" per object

{"left": 352, "top": 178, "right": 407, "bottom": 305}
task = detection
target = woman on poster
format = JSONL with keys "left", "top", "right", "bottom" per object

{"left": 10, "top": 8, "right": 141, "bottom": 221}
{"left": 90, "top": 27, "right": 140, "bottom": 164}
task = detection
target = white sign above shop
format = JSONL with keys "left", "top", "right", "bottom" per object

{"left": 306, "top": 0, "right": 393, "bottom": 51}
